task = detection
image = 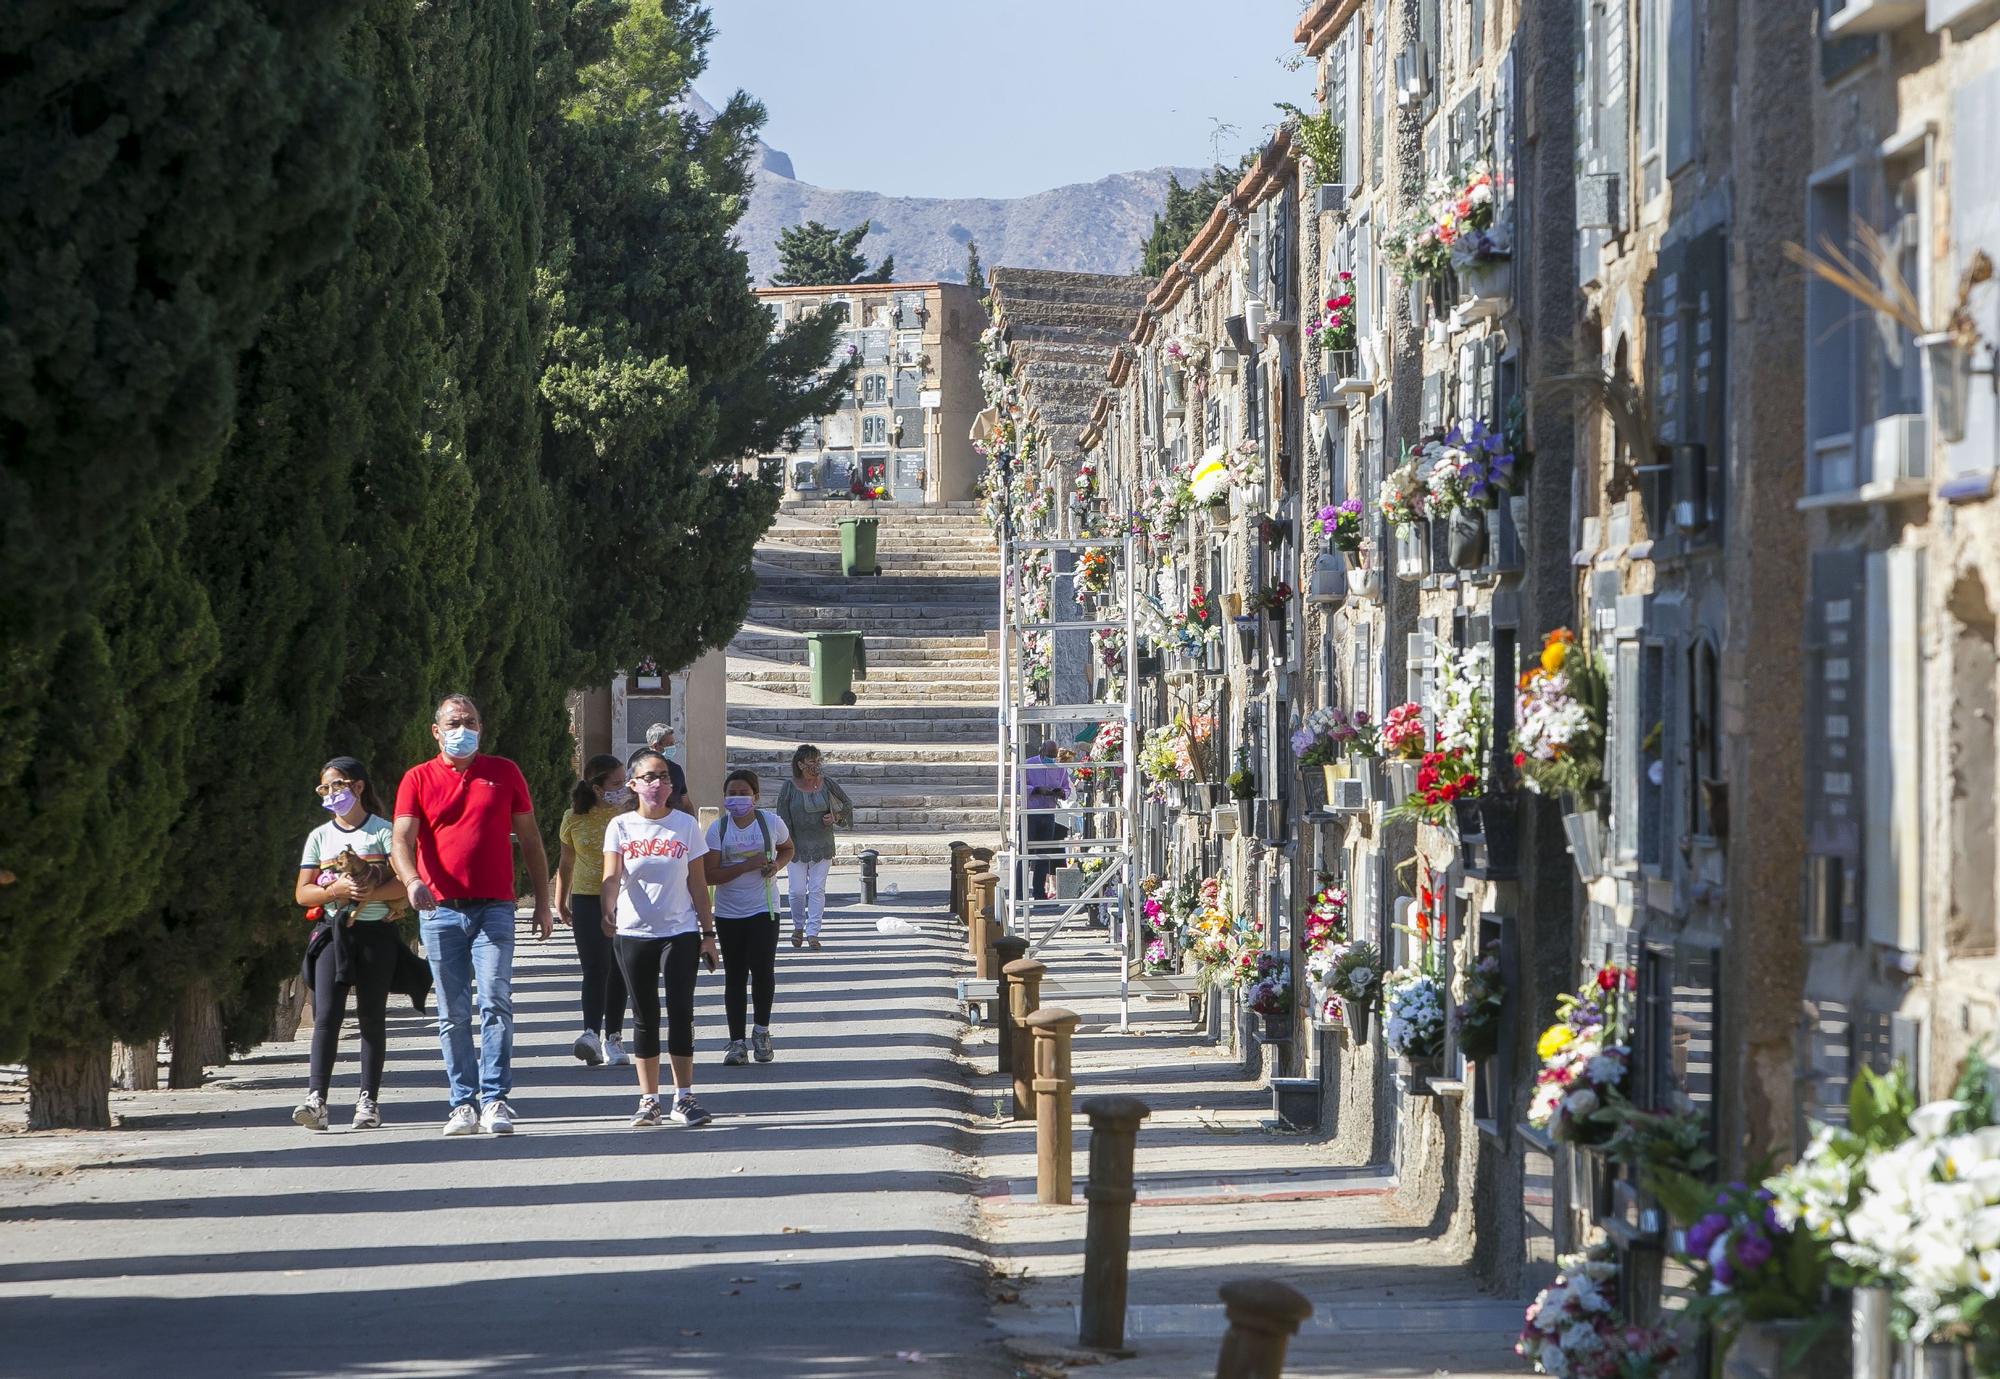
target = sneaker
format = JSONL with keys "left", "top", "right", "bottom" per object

{"left": 442, "top": 1103, "right": 481, "bottom": 1137}
{"left": 722, "top": 1040, "right": 749, "bottom": 1066}
{"left": 630, "top": 1094, "right": 663, "bottom": 1128}
{"left": 604, "top": 1034, "right": 631, "bottom": 1067}
{"left": 573, "top": 1029, "right": 605, "bottom": 1067}
{"left": 669, "top": 1092, "right": 714, "bottom": 1127}
{"left": 752, "top": 1029, "right": 774, "bottom": 1064}
{"left": 791, "top": 928, "right": 804, "bottom": 949}
{"left": 479, "top": 1099, "right": 516, "bottom": 1135}
{"left": 352, "top": 1093, "right": 382, "bottom": 1130}
{"left": 292, "top": 1092, "right": 327, "bottom": 1131}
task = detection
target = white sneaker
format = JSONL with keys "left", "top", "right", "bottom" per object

{"left": 573, "top": 1029, "right": 605, "bottom": 1066}
{"left": 604, "top": 1034, "right": 631, "bottom": 1067}
{"left": 352, "top": 1093, "right": 382, "bottom": 1130}
{"left": 479, "top": 1099, "right": 516, "bottom": 1135}
{"left": 442, "top": 1103, "right": 480, "bottom": 1136}
{"left": 722, "top": 1040, "right": 748, "bottom": 1066}
{"left": 292, "top": 1092, "right": 327, "bottom": 1131}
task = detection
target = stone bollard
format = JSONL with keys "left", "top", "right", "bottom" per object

{"left": 1212, "top": 1279, "right": 1313, "bottom": 1379}
{"left": 970, "top": 872, "right": 998, "bottom": 976}
{"left": 1025, "top": 1006, "right": 1079, "bottom": 1204}
{"left": 1078, "top": 1095, "right": 1151, "bottom": 1352}
{"left": 989, "top": 935, "right": 1029, "bottom": 1074}
{"left": 1002, "top": 958, "right": 1046, "bottom": 1118}
{"left": 948, "top": 841, "right": 971, "bottom": 924}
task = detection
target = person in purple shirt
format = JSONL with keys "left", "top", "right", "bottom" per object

{"left": 1023, "top": 739, "right": 1070, "bottom": 900}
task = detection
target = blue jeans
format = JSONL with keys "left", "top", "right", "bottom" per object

{"left": 421, "top": 901, "right": 516, "bottom": 1109}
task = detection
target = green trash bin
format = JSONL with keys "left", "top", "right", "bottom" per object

{"left": 806, "top": 631, "right": 867, "bottom": 705}
{"left": 838, "top": 516, "right": 880, "bottom": 577}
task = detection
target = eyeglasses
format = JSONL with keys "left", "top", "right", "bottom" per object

{"left": 315, "top": 780, "right": 359, "bottom": 797}
{"left": 631, "top": 771, "right": 673, "bottom": 785}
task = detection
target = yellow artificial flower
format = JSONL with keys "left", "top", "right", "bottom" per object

{"left": 1541, "top": 640, "right": 1569, "bottom": 674}
{"left": 1536, "top": 1024, "right": 1573, "bottom": 1060}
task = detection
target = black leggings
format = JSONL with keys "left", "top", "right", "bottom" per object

{"left": 569, "top": 895, "right": 627, "bottom": 1037}
{"left": 309, "top": 924, "right": 395, "bottom": 1097}
{"left": 717, "top": 913, "right": 779, "bottom": 1040}
{"left": 614, "top": 932, "right": 701, "bottom": 1060}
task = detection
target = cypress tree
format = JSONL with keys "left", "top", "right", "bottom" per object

{"left": 0, "top": 1, "right": 369, "bottom": 1116}
{"left": 146, "top": 0, "right": 455, "bottom": 1063}
{"left": 534, "top": 0, "right": 851, "bottom": 690}
{"left": 772, "top": 219, "right": 895, "bottom": 287}
{"left": 415, "top": 0, "right": 569, "bottom": 814}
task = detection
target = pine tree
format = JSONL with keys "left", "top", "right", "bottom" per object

{"left": 964, "top": 239, "right": 985, "bottom": 295}
{"left": 535, "top": 0, "right": 851, "bottom": 691}
{"left": 0, "top": 0, "right": 370, "bottom": 1120}
{"left": 772, "top": 219, "right": 895, "bottom": 286}
{"left": 1138, "top": 156, "right": 1254, "bottom": 277}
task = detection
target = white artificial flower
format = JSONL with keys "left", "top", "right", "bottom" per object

{"left": 1564, "top": 1088, "right": 1600, "bottom": 1119}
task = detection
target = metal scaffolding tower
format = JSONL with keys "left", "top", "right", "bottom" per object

{"left": 995, "top": 528, "right": 1140, "bottom": 1029}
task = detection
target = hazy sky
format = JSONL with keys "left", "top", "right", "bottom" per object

{"left": 702, "top": 0, "right": 1311, "bottom": 200}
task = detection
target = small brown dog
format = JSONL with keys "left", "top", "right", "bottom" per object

{"left": 319, "top": 848, "right": 396, "bottom": 927}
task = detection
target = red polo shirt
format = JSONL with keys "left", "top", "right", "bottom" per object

{"left": 394, "top": 754, "right": 532, "bottom": 901}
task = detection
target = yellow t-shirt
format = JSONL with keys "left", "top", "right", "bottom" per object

{"left": 558, "top": 803, "right": 623, "bottom": 895}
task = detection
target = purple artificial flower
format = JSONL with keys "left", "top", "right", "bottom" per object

{"left": 1686, "top": 1213, "right": 1728, "bottom": 1258}
{"left": 1735, "top": 1231, "right": 1773, "bottom": 1271}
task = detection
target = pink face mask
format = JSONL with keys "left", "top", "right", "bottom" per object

{"left": 631, "top": 777, "right": 670, "bottom": 807}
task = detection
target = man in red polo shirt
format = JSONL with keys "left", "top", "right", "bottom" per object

{"left": 391, "top": 693, "right": 554, "bottom": 1137}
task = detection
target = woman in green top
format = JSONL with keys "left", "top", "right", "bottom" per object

{"left": 774, "top": 743, "right": 853, "bottom": 949}
{"left": 557, "top": 753, "right": 631, "bottom": 1068}
{"left": 292, "top": 756, "right": 407, "bottom": 1131}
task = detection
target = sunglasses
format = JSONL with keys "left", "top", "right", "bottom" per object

{"left": 315, "top": 779, "right": 360, "bottom": 797}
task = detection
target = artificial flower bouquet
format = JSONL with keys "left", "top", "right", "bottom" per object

{"left": 1513, "top": 629, "right": 1608, "bottom": 798}
{"left": 1527, "top": 966, "right": 1634, "bottom": 1146}
{"left": 1379, "top": 454, "right": 1430, "bottom": 529}
{"left": 1164, "top": 585, "right": 1218, "bottom": 652}
{"left": 1251, "top": 581, "right": 1293, "bottom": 616}
{"left": 1076, "top": 546, "right": 1112, "bottom": 598}
{"left": 1384, "top": 964, "right": 1446, "bottom": 1060}
{"left": 1317, "top": 497, "right": 1365, "bottom": 553}
{"left": 1517, "top": 1244, "right": 1680, "bottom": 1379}
{"left": 1291, "top": 705, "right": 1378, "bottom": 770}
{"left": 1322, "top": 940, "right": 1383, "bottom": 1021}
{"left": 1454, "top": 943, "right": 1505, "bottom": 1061}
{"left": 1386, "top": 745, "right": 1483, "bottom": 825}
{"left": 1306, "top": 272, "right": 1358, "bottom": 353}
{"left": 1646, "top": 1178, "right": 1832, "bottom": 1357}
{"left": 1449, "top": 417, "right": 1517, "bottom": 501}
{"left": 1247, "top": 953, "right": 1292, "bottom": 1019}
{"left": 1381, "top": 702, "right": 1427, "bottom": 760}
{"left": 1596, "top": 1093, "right": 1716, "bottom": 1180}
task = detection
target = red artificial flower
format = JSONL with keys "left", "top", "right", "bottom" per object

{"left": 1338, "top": 270, "right": 1354, "bottom": 281}
{"left": 1440, "top": 782, "right": 1459, "bottom": 801}
{"left": 1596, "top": 967, "right": 1618, "bottom": 992}
{"left": 1457, "top": 773, "right": 1476, "bottom": 790}
{"left": 1623, "top": 969, "right": 1638, "bottom": 991}
{"left": 1331, "top": 294, "right": 1353, "bottom": 309}
{"left": 1513, "top": 751, "right": 1526, "bottom": 768}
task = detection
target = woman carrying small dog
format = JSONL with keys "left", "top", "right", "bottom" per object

{"left": 292, "top": 756, "right": 407, "bottom": 1131}
{"left": 601, "top": 747, "right": 718, "bottom": 1128}
{"left": 705, "top": 769, "right": 795, "bottom": 1065}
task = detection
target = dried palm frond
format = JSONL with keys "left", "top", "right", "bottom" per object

{"left": 1782, "top": 219, "right": 1926, "bottom": 337}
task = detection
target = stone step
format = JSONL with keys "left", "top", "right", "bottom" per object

{"left": 778, "top": 499, "right": 985, "bottom": 514}
{"left": 755, "top": 549, "right": 998, "bottom": 571}
{"left": 728, "top": 669, "right": 995, "bottom": 694}
{"left": 727, "top": 641, "right": 995, "bottom": 668}
{"left": 723, "top": 765, "right": 997, "bottom": 789}
{"left": 848, "top": 806, "right": 1000, "bottom": 827}
{"left": 829, "top": 832, "right": 998, "bottom": 861}
{"left": 752, "top": 580, "right": 995, "bottom": 603}
{"left": 730, "top": 702, "right": 994, "bottom": 725}
{"left": 725, "top": 740, "right": 995, "bottom": 765}
{"left": 746, "top": 606, "right": 998, "bottom": 629}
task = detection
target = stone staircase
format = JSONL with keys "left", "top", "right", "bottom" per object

{"left": 727, "top": 500, "right": 1001, "bottom": 861}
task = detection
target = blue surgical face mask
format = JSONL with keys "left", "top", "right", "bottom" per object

{"left": 441, "top": 726, "right": 479, "bottom": 758}
{"left": 321, "top": 787, "right": 357, "bottom": 816}
{"left": 724, "top": 795, "right": 756, "bottom": 819}
{"left": 601, "top": 786, "right": 632, "bottom": 806}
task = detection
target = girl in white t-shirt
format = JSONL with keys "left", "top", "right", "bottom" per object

{"left": 705, "top": 770, "right": 796, "bottom": 1066}
{"left": 600, "top": 749, "right": 718, "bottom": 1128}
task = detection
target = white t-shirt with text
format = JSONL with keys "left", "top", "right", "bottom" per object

{"left": 602, "top": 809, "right": 709, "bottom": 938}
{"left": 704, "top": 810, "right": 793, "bottom": 919}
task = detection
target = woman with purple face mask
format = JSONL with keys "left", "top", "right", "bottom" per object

{"left": 291, "top": 756, "right": 407, "bottom": 1131}
{"left": 705, "top": 770, "right": 795, "bottom": 1066}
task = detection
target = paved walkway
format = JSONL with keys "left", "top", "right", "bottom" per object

{"left": 969, "top": 920, "right": 1524, "bottom": 1378}
{"left": 0, "top": 870, "right": 1007, "bottom": 1379}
